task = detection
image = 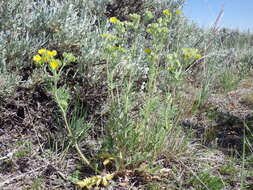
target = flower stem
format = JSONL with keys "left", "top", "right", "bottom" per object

{"left": 53, "top": 80, "right": 96, "bottom": 172}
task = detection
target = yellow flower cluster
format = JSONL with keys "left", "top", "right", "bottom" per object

{"left": 182, "top": 48, "right": 202, "bottom": 60}
{"left": 175, "top": 9, "right": 182, "bottom": 15}
{"left": 162, "top": 9, "right": 171, "bottom": 16}
{"left": 33, "top": 55, "right": 42, "bottom": 62}
{"left": 108, "top": 16, "right": 126, "bottom": 33}
{"left": 33, "top": 48, "right": 61, "bottom": 70}
{"left": 144, "top": 48, "right": 152, "bottom": 55}
{"left": 109, "top": 17, "right": 119, "bottom": 23}
{"left": 75, "top": 173, "right": 114, "bottom": 188}
{"left": 49, "top": 59, "right": 61, "bottom": 70}
{"left": 162, "top": 9, "right": 182, "bottom": 16}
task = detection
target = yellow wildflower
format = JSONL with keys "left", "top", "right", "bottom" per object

{"left": 175, "top": 9, "right": 182, "bottom": 15}
{"left": 42, "top": 56, "right": 50, "bottom": 62}
{"left": 38, "top": 48, "right": 47, "bottom": 55}
{"left": 47, "top": 50, "right": 57, "bottom": 57}
{"left": 144, "top": 48, "right": 152, "bottom": 55}
{"left": 49, "top": 59, "right": 60, "bottom": 70}
{"left": 109, "top": 17, "right": 119, "bottom": 23}
{"left": 162, "top": 9, "right": 171, "bottom": 16}
{"left": 33, "top": 55, "right": 42, "bottom": 63}
{"left": 195, "top": 54, "right": 202, "bottom": 59}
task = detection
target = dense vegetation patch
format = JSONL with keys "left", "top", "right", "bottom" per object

{"left": 0, "top": 0, "right": 253, "bottom": 189}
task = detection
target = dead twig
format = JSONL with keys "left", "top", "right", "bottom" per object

{"left": 0, "top": 150, "right": 16, "bottom": 161}
{"left": 0, "top": 165, "right": 46, "bottom": 188}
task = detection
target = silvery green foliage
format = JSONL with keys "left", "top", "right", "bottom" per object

{"left": 0, "top": 0, "right": 107, "bottom": 96}
{"left": 85, "top": 0, "right": 111, "bottom": 16}
{"left": 104, "top": 0, "right": 184, "bottom": 20}
{"left": 0, "top": 32, "right": 7, "bottom": 72}
{"left": 0, "top": 72, "right": 21, "bottom": 95}
{"left": 0, "top": 0, "right": 97, "bottom": 70}
{"left": 1, "top": 0, "right": 50, "bottom": 69}
{"left": 0, "top": 0, "right": 186, "bottom": 71}
{"left": 1, "top": 0, "right": 252, "bottom": 80}
{"left": 145, "top": 0, "right": 185, "bottom": 11}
